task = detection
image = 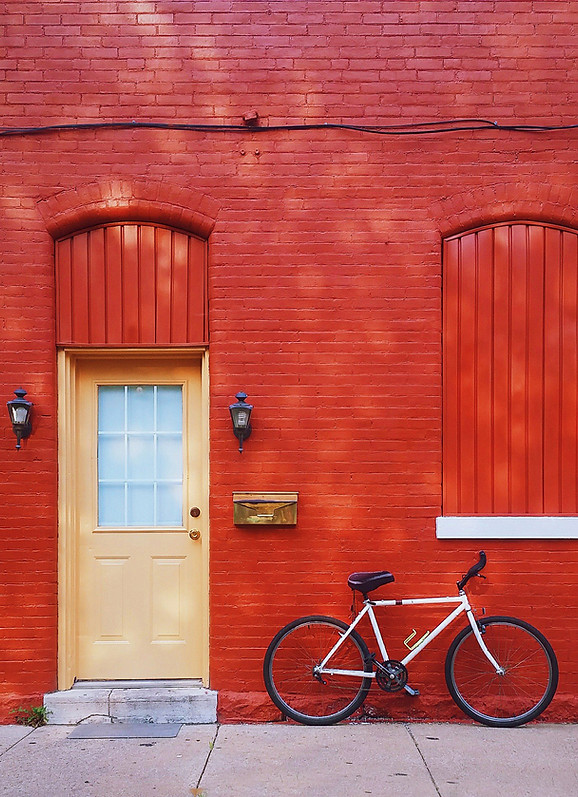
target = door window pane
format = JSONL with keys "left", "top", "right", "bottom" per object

{"left": 157, "top": 483, "right": 184, "bottom": 526}
{"left": 98, "top": 386, "right": 125, "bottom": 431}
{"left": 157, "top": 435, "right": 183, "bottom": 481}
{"left": 98, "top": 484, "right": 125, "bottom": 526}
{"left": 157, "top": 387, "right": 183, "bottom": 432}
{"left": 127, "top": 386, "right": 155, "bottom": 431}
{"left": 127, "top": 435, "right": 155, "bottom": 480}
{"left": 127, "top": 484, "right": 155, "bottom": 526}
{"left": 98, "top": 385, "right": 183, "bottom": 527}
{"left": 98, "top": 435, "right": 125, "bottom": 480}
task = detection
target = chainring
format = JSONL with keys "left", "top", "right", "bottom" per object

{"left": 375, "top": 659, "right": 408, "bottom": 692}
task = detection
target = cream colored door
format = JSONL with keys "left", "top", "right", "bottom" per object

{"left": 74, "top": 356, "right": 206, "bottom": 680}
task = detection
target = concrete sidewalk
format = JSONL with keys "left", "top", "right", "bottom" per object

{"left": 0, "top": 722, "right": 576, "bottom": 797}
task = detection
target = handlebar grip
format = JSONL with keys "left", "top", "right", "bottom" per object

{"left": 472, "top": 550, "right": 486, "bottom": 574}
{"left": 457, "top": 550, "right": 487, "bottom": 591}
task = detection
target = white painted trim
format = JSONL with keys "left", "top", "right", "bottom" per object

{"left": 436, "top": 516, "right": 578, "bottom": 539}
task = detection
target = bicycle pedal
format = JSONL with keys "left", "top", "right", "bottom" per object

{"left": 403, "top": 684, "right": 420, "bottom": 697}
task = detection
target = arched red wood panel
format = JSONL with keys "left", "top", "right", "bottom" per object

{"left": 443, "top": 222, "right": 578, "bottom": 515}
{"left": 55, "top": 223, "right": 207, "bottom": 346}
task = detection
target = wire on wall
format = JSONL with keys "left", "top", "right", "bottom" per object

{"left": 0, "top": 118, "right": 577, "bottom": 139}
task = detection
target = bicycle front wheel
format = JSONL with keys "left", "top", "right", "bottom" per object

{"left": 263, "top": 615, "right": 372, "bottom": 725}
{"left": 445, "top": 616, "right": 558, "bottom": 727}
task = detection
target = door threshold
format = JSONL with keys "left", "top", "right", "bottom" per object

{"left": 73, "top": 679, "right": 204, "bottom": 690}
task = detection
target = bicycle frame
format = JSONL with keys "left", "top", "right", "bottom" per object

{"left": 316, "top": 591, "right": 503, "bottom": 680}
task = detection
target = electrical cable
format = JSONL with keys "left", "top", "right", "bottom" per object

{"left": 0, "top": 118, "right": 577, "bottom": 139}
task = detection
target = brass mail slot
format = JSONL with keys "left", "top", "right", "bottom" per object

{"left": 233, "top": 492, "right": 298, "bottom": 526}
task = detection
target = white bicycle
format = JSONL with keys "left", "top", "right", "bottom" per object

{"left": 263, "top": 552, "right": 558, "bottom": 727}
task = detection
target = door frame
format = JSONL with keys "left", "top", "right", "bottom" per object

{"left": 57, "top": 348, "right": 210, "bottom": 689}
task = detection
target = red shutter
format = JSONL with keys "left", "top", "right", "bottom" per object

{"left": 55, "top": 223, "right": 207, "bottom": 346}
{"left": 443, "top": 222, "right": 578, "bottom": 515}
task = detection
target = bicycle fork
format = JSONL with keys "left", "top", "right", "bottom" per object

{"left": 464, "top": 600, "right": 505, "bottom": 675}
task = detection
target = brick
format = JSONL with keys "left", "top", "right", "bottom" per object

{"left": 0, "top": 0, "right": 577, "bottom": 726}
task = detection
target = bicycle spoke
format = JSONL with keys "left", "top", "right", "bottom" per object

{"left": 263, "top": 616, "right": 371, "bottom": 724}
{"left": 446, "top": 617, "right": 557, "bottom": 727}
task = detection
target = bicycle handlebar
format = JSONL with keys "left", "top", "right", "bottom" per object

{"left": 457, "top": 550, "right": 487, "bottom": 591}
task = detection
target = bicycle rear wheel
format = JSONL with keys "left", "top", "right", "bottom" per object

{"left": 445, "top": 616, "right": 558, "bottom": 727}
{"left": 263, "top": 615, "right": 372, "bottom": 725}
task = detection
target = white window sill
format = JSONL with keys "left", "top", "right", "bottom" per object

{"left": 436, "top": 516, "right": 578, "bottom": 539}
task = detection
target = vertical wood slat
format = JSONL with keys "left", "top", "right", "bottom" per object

{"left": 88, "top": 227, "right": 107, "bottom": 343}
{"left": 56, "top": 238, "right": 73, "bottom": 343}
{"left": 491, "top": 224, "right": 511, "bottom": 513}
{"left": 105, "top": 224, "right": 123, "bottom": 344}
{"left": 561, "top": 232, "right": 578, "bottom": 510}
{"left": 509, "top": 224, "right": 529, "bottom": 512}
{"left": 442, "top": 238, "right": 460, "bottom": 514}
{"left": 526, "top": 225, "right": 545, "bottom": 513}
{"left": 139, "top": 224, "right": 157, "bottom": 342}
{"left": 443, "top": 221, "right": 578, "bottom": 516}
{"left": 121, "top": 225, "right": 140, "bottom": 343}
{"left": 188, "top": 235, "right": 207, "bottom": 343}
{"left": 71, "top": 233, "right": 90, "bottom": 343}
{"left": 55, "top": 223, "right": 207, "bottom": 346}
{"left": 543, "top": 227, "right": 562, "bottom": 513}
{"left": 457, "top": 232, "right": 477, "bottom": 512}
{"left": 474, "top": 228, "right": 494, "bottom": 512}
{"left": 155, "top": 226, "right": 173, "bottom": 345}
{"left": 171, "top": 231, "right": 189, "bottom": 343}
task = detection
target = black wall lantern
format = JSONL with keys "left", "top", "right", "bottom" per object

{"left": 229, "top": 391, "right": 253, "bottom": 452}
{"left": 7, "top": 388, "right": 33, "bottom": 450}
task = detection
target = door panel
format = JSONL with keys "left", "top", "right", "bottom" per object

{"left": 74, "top": 357, "right": 205, "bottom": 679}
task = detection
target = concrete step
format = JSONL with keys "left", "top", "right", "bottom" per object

{"left": 44, "top": 680, "right": 217, "bottom": 725}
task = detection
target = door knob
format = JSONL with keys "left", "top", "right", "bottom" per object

{"left": 188, "top": 529, "right": 201, "bottom": 540}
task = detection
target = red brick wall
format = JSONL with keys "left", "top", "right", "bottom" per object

{"left": 1, "top": 1, "right": 577, "bottom": 722}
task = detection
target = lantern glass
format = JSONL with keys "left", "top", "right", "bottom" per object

{"left": 11, "top": 406, "right": 30, "bottom": 425}
{"left": 234, "top": 409, "right": 250, "bottom": 429}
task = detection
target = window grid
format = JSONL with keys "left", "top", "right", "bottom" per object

{"left": 98, "top": 385, "right": 183, "bottom": 527}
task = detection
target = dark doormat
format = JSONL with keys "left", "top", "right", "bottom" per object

{"left": 68, "top": 723, "right": 182, "bottom": 739}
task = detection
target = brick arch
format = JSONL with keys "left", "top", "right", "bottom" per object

{"left": 37, "top": 179, "right": 219, "bottom": 240}
{"left": 432, "top": 182, "right": 578, "bottom": 240}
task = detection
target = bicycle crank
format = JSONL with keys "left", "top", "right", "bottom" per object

{"left": 374, "top": 659, "right": 409, "bottom": 692}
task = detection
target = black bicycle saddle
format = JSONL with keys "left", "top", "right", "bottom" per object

{"left": 347, "top": 570, "right": 395, "bottom": 594}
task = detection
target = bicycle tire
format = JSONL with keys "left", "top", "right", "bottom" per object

{"left": 263, "top": 615, "right": 372, "bottom": 725}
{"left": 445, "top": 615, "right": 558, "bottom": 728}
